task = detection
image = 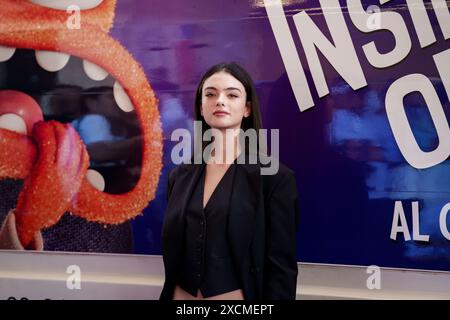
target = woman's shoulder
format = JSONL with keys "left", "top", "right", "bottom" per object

{"left": 258, "top": 154, "right": 295, "bottom": 178}
{"left": 167, "top": 163, "right": 200, "bottom": 183}
{"left": 257, "top": 155, "right": 297, "bottom": 198}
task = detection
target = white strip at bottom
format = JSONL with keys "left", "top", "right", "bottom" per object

{"left": 0, "top": 250, "right": 449, "bottom": 300}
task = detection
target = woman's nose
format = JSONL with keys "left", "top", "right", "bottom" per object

{"left": 216, "top": 95, "right": 225, "bottom": 106}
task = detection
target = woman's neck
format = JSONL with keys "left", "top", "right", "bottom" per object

{"left": 208, "top": 128, "right": 242, "bottom": 165}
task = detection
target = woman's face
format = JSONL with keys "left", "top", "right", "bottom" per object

{"left": 200, "top": 71, "right": 251, "bottom": 131}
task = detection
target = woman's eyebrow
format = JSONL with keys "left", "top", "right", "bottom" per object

{"left": 204, "top": 86, "right": 242, "bottom": 93}
{"left": 225, "top": 87, "right": 242, "bottom": 93}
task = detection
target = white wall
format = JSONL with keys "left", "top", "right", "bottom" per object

{"left": 0, "top": 250, "right": 449, "bottom": 300}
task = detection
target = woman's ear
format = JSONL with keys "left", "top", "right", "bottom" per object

{"left": 244, "top": 102, "right": 252, "bottom": 118}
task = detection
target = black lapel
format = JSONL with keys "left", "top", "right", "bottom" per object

{"left": 162, "top": 163, "right": 205, "bottom": 273}
{"left": 228, "top": 160, "right": 261, "bottom": 271}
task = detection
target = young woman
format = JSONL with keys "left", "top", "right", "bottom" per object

{"left": 160, "top": 62, "right": 299, "bottom": 300}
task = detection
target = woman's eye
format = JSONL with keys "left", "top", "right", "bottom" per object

{"left": 205, "top": 93, "right": 214, "bottom": 97}
{"left": 229, "top": 94, "right": 238, "bottom": 98}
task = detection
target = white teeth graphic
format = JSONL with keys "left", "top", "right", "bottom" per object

{"left": 83, "top": 60, "right": 108, "bottom": 81}
{"left": 35, "top": 50, "right": 70, "bottom": 72}
{"left": 86, "top": 169, "right": 105, "bottom": 192}
{"left": 113, "top": 81, "right": 135, "bottom": 112}
{"left": 0, "top": 113, "right": 27, "bottom": 134}
{"left": 30, "top": 0, "right": 103, "bottom": 10}
{"left": 0, "top": 45, "right": 16, "bottom": 62}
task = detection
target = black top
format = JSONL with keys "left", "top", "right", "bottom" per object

{"left": 176, "top": 161, "right": 241, "bottom": 297}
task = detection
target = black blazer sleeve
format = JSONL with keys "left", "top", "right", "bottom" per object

{"left": 263, "top": 170, "right": 299, "bottom": 300}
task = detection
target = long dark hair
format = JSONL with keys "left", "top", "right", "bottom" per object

{"left": 193, "top": 62, "right": 263, "bottom": 158}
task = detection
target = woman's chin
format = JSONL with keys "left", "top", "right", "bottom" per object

{"left": 208, "top": 120, "right": 232, "bottom": 130}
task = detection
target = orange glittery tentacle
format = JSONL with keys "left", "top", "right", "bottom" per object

{"left": 0, "top": 128, "right": 37, "bottom": 180}
{"left": 15, "top": 121, "right": 89, "bottom": 247}
{"left": 59, "top": 30, "right": 163, "bottom": 224}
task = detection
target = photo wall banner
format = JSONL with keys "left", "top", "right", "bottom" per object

{"left": 0, "top": 0, "right": 449, "bottom": 272}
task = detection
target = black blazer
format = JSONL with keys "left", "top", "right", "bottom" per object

{"left": 160, "top": 155, "right": 299, "bottom": 300}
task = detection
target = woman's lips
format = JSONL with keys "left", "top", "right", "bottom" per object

{"left": 213, "top": 111, "right": 229, "bottom": 116}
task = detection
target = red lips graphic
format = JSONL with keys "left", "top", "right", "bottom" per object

{"left": 0, "top": 0, "right": 163, "bottom": 248}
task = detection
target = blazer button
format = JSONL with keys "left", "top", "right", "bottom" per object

{"left": 251, "top": 267, "right": 259, "bottom": 274}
